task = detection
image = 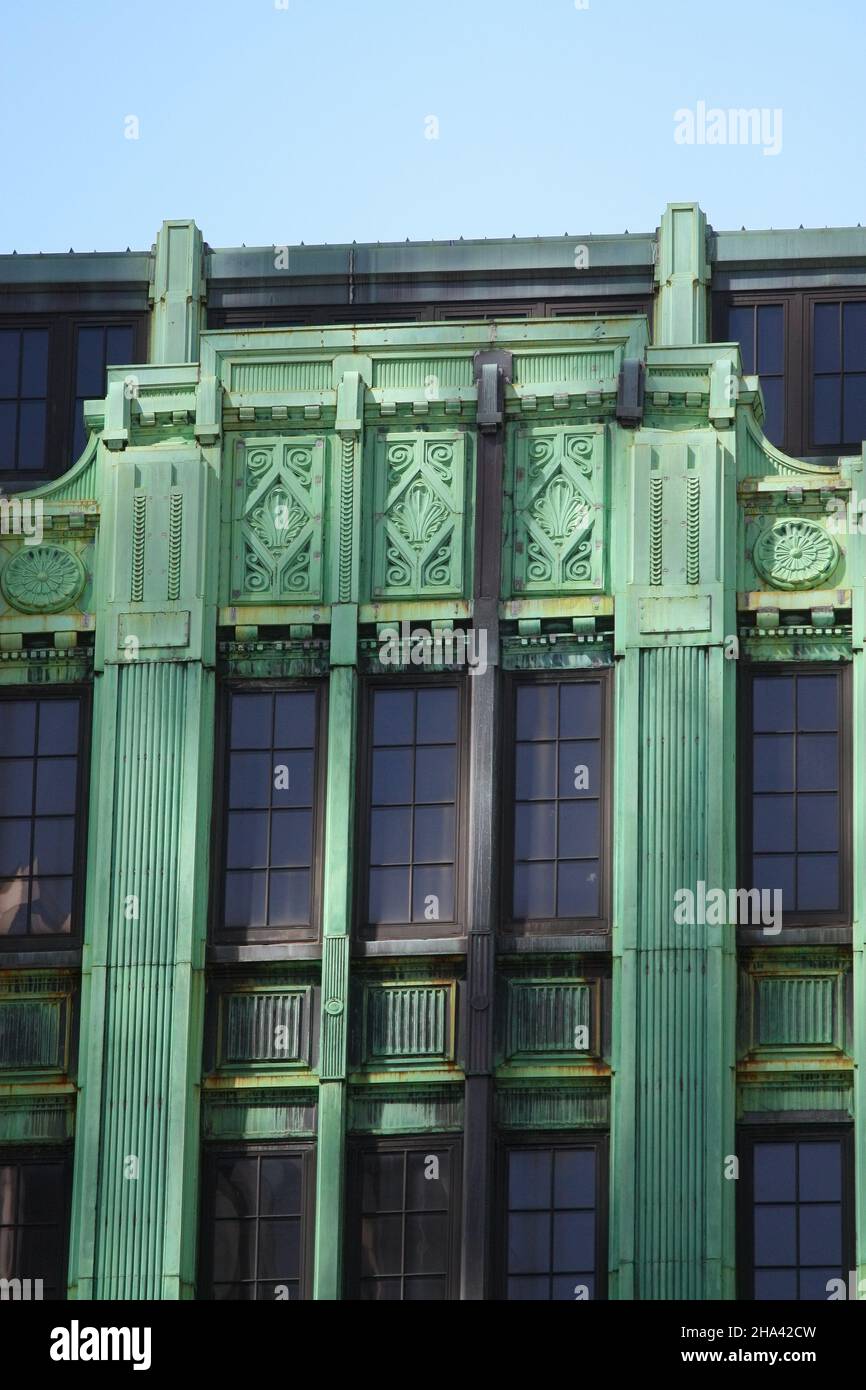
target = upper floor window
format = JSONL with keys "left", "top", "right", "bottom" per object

{"left": 199, "top": 1145, "right": 315, "bottom": 1300}
{"left": 0, "top": 693, "right": 87, "bottom": 947}
{"left": 0, "top": 328, "right": 49, "bottom": 474}
{"left": 0, "top": 315, "right": 145, "bottom": 484}
{"left": 742, "top": 667, "right": 847, "bottom": 927}
{"left": 504, "top": 673, "right": 609, "bottom": 933}
{"left": 0, "top": 1148, "right": 71, "bottom": 1299}
{"left": 812, "top": 301, "right": 866, "bottom": 449}
{"left": 361, "top": 682, "right": 462, "bottom": 938}
{"left": 347, "top": 1139, "right": 460, "bottom": 1300}
{"left": 216, "top": 686, "right": 324, "bottom": 943}
{"left": 717, "top": 291, "right": 866, "bottom": 457}
{"left": 72, "top": 322, "right": 137, "bottom": 460}
{"left": 500, "top": 1138, "right": 607, "bottom": 1300}
{"left": 727, "top": 303, "right": 785, "bottom": 446}
{"left": 739, "top": 1129, "right": 852, "bottom": 1300}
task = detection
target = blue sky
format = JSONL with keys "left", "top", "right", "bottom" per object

{"left": 1, "top": 0, "right": 863, "bottom": 253}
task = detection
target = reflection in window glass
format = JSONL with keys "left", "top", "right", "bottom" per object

{"left": 0, "top": 1152, "right": 71, "bottom": 1298}
{"left": 0, "top": 697, "right": 82, "bottom": 939}
{"left": 354, "top": 1144, "right": 456, "bottom": 1300}
{"left": 201, "top": 1148, "right": 310, "bottom": 1300}
{"left": 0, "top": 328, "right": 49, "bottom": 472}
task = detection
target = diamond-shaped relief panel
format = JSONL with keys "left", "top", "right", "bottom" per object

{"left": 507, "top": 424, "right": 605, "bottom": 596}
{"left": 369, "top": 428, "right": 471, "bottom": 599}
{"left": 230, "top": 434, "right": 325, "bottom": 603}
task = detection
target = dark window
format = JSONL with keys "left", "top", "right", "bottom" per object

{"left": 811, "top": 301, "right": 866, "bottom": 449}
{"left": 0, "top": 314, "right": 146, "bottom": 485}
{"left": 0, "top": 1149, "right": 71, "bottom": 1298}
{"left": 0, "top": 693, "right": 87, "bottom": 945}
{"left": 362, "top": 683, "right": 461, "bottom": 934}
{"left": 199, "top": 1145, "right": 315, "bottom": 1300}
{"left": 348, "top": 1139, "right": 460, "bottom": 1300}
{"left": 728, "top": 303, "right": 785, "bottom": 446}
{"left": 500, "top": 1138, "right": 607, "bottom": 1300}
{"left": 740, "top": 1129, "right": 853, "bottom": 1300}
{"left": 0, "top": 328, "right": 49, "bottom": 473}
{"left": 507, "top": 674, "right": 608, "bottom": 930}
{"left": 218, "top": 686, "right": 323, "bottom": 941}
{"left": 743, "top": 668, "right": 847, "bottom": 924}
{"left": 72, "top": 322, "right": 137, "bottom": 460}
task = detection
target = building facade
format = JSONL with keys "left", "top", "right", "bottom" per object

{"left": 0, "top": 202, "right": 863, "bottom": 1300}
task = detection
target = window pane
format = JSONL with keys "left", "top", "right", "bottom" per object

{"left": 843, "top": 302, "right": 866, "bottom": 371}
{"left": 754, "top": 1143, "right": 796, "bottom": 1204}
{"left": 753, "top": 675, "right": 794, "bottom": 733}
{"left": 814, "top": 303, "right": 840, "bottom": 373}
{"left": 267, "top": 870, "right": 311, "bottom": 926}
{"left": 757, "top": 305, "right": 784, "bottom": 375}
{"left": 0, "top": 332, "right": 20, "bottom": 397}
{"left": 17, "top": 402, "right": 46, "bottom": 470}
{"left": 369, "top": 807, "right": 411, "bottom": 865}
{"left": 754, "top": 1205, "right": 796, "bottom": 1265}
{"left": 416, "top": 687, "right": 457, "bottom": 744}
{"left": 515, "top": 743, "right": 557, "bottom": 800}
{"left": 230, "top": 694, "right": 273, "bottom": 750}
{"left": 843, "top": 375, "right": 866, "bottom": 445}
{"left": 213, "top": 1156, "right": 257, "bottom": 1219}
{"left": 516, "top": 685, "right": 558, "bottom": 741}
{"left": 373, "top": 690, "right": 414, "bottom": 746}
{"left": 553, "top": 1211, "right": 594, "bottom": 1272}
{"left": 798, "top": 1142, "right": 842, "bottom": 1201}
{"left": 554, "top": 1149, "right": 595, "bottom": 1208}
{"left": 20, "top": 330, "right": 48, "bottom": 397}
{"left": 406, "top": 1151, "right": 450, "bottom": 1211}
{"left": 274, "top": 692, "right": 316, "bottom": 749}
{"left": 728, "top": 306, "right": 755, "bottom": 373}
{"left": 814, "top": 376, "right": 841, "bottom": 446}
{"left": 558, "top": 800, "right": 600, "bottom": 859}
{"left": 515, "top": 802, "right": 557, "bottom": 860}
{"left": 557, "top": 861, "right": 599, "bottom": 917}
{"left": 761, "top": 378, "right": 784, "bottom": 445}
{"left": 509, "top": 1150, "right": 551, "bottom": 1210}
{"left": 753, "top": 795, "right": 795, "bottom": 853}
{"left": 799, "top": 1206, "right": 840, "bottom": 1265}
{"left": 257, "top": 1218, "right": 300, "bottom": 1278}
{"left": 797, "top": 674, "right": 838, "bottom": 731}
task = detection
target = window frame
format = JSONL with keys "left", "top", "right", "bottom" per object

{"left": 736, "top": 1123, "right": 854, "bottom": 1302}
{"left": 500, "top": 667, "right": 613, "bottom": 937}
{"left": 804, "top": 290, "right": 866, "bottom": 456}
{"left": 197, "top": 1141, "right": 317, "bottom": 1301}
{"left": 713, "top": 290, "right": 803, "bottom": 456}
{"left": 345, "top": 1134, "right": 463, "bottom": 1301}
{"left": 739, "top": 662, "right": 851, "bottom": 931}
{"left": 210, "top": 679, "right": 328, "bottom": 947}
{"left": 0, "top": 685, "right": 91, "bottom": 954}
{"left": 0, "top": 1143, "right": 73, "bottom": 1300}
{"left": 356, "top": 673, "right": 469, "bottom": 941}
{"left": 495, "top": 1130, "right": 609, "bottom": 1301}
{"left": 0, "top": 312, "right": 146, "bottom": 487}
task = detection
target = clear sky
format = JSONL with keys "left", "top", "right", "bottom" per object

{"left": 1, "top": 0, "right": 863, "bottom": 254}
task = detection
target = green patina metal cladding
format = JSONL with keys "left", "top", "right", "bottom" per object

{"left": 0, "top": 204, "right": 858, "bottom": 1299}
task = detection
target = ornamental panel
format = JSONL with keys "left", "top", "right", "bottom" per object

{"left": 369, "top": 428, "right": 471, "bottom": 599}
{"left": 751, "top": 517, "right": 841, "bottom": 591}
{"left": 506, "top": 424, "right": 605, "bottom": 596}
{"left": 0, "top": 544, "right": 87, "bottom": 614}
{"left": 230, "top": 434, "right": 326, "bottom": 603}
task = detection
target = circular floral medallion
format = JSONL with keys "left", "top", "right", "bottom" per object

{"left": 1, "top": 545, "right": 87, "bottom": 614}
{"left": 753, "top": 519, "right": 840, "bottom": 591}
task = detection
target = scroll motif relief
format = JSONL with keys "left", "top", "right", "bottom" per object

{"left": 509, "top": 426, "right": 605, "bottom": 594}
{"left": 231, "top": 435, "right": 325, "bottom": 602}
{"left": 371, "top": 429, "right": 469, "bottom": 598}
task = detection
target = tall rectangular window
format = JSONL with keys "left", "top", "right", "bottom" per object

{"left": 199, "top": 1145, "right": 315, "bottom": 1300}
{"left": 0, "top": 328, "right": 49, "bottom": 474}
{"left": 812, "top": 301, "right": 866, "bottom": 448}
{"left": 500, "top": 1139, "right": 606, "bottom": 1300}
{"left": 0, "top": 694, "right": 86, "bottom": 945}
{"left": 0, "top": 1149, "right": 71, "bottom": 1298}
{"left": 218, "top": 687, "right": 323, "bottom": 941}
{"left": 740, "top": 1130, "right": 852, "bottom": 1300}
{"left": 72, "top": 323, "right": 137, "bottom": 460}
{"left": 744, "top": 668, "right": 846, "bottom": 923}
{"left": 728, "top": 303, "right": 785, "bottom": 446}
{"left": 507, "top": 674, "right": 608, "bottom": 930}
{"left": 348, "top": 1139, "right": 460, "bottom": 1300}
{"left": 362, "top": 684, "right": 461, "bottom": 935}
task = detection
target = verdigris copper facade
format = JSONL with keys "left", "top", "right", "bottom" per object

{"left": 0, "top": 203, "right": 860, "bottom": 1300}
